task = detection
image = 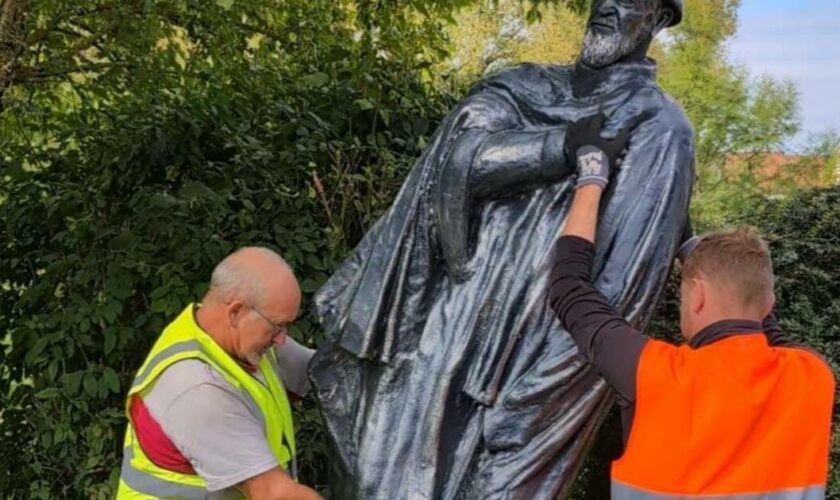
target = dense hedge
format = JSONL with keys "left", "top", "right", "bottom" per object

{"left": 0, "top": 1, "right": 457, "bottom": 496}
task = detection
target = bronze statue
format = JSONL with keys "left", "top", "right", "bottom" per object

{"left": 310, "top": 0, "right": 693, "bottom": 498}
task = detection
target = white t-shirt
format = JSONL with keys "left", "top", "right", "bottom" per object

{"left": 142, "top": 337, "right": 314, "bottom": 494}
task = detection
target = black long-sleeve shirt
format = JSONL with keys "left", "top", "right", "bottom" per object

{"left": 547, "top": 235, "right": 798, "bottom": 441}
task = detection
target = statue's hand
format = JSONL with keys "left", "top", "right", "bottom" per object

{"left": 565, "top": 113, "right": 631, "bottom": 189}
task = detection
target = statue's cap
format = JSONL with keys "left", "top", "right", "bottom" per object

{"left": 663, "top": 0, "right": 683, "bottom": 27}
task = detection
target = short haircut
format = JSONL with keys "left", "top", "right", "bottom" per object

{"left": 207, "top": 247, "right": 290, "bottom": 307}
{"left": 682, "top": 227, "right": 775, "bottom": 310}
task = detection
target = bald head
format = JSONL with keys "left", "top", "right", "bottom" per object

{"left": 205, "top": 247, "right": 299, "bottom": 310}
{"left": 197, "top": 247, "right": 302, "bottom": 363}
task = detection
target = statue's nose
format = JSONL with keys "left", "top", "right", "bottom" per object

{"left": 595, "top": 0, "right": 620, "bottom": 14}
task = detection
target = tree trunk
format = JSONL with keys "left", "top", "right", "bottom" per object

{"left": 0, "top": 0, "right": 27, "bottom": 112}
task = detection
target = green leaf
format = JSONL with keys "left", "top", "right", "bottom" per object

{"left": 302, "top": 72, "right": 330, "bottom": 88}
{"left": 103, "top": 367, "right": 120, "bottom": 394}
{"left": 354, "top": 98, "right": 375, "bottom": 110}
{"left": 151, "top": 299, "right": 168, "bottom": 313}
{"left": 109, "top": 229, "right": 138, "bottom": 251}
{"left": 180, "top": 181, "right": 217, "bottom": 200}
{"left": 305, "top": 254, "right": 323, "bottom": 270}
{"left": 104, "top": 327, "right": 117, "bottom": 355}
{"left": 35, "top": 388, "right": 61, "bottom": 399}
{"left": 83, "top": 372, "right": 98, "bottom": 398}
{"left": 149, "top": 193, "right": 178, "bottom": 208}
{"left": 103, "top": 306, "right": 117, "bottom": 324}
{"left": 25, "top": 338, "right": 49, "bottom": 365}
{"left": 62, "top": 372, "right": 82, "bottom": 396}
{"left": 216, "top": 0, "right": 234, "bottom": 9}
{"left": 300, "top": 278, "right": 319, "bottom": 293}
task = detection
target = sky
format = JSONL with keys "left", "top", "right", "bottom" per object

{"left": 728, "top": 0, "right": 840, "bottom": 152}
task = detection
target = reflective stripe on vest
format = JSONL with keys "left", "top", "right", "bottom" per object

{"left": 612, "top": 335, "right": 834, "bottom": 498}
{"left": 120, "top": 446, "right": 206, "bottom": 499}
{"left": 131, "top": 340, "right": 201, "bottom": 388}
{"left": 612, "top": 480, "right": 826, "bottom": 500}
{"left": 118, "top": 305, "right": 296, "bottom": 499}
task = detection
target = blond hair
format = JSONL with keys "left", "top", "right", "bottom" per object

{"left": 682, "top": 227, "right": 775, "bottom": 310}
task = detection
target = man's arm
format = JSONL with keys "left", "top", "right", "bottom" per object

{"left": 762, "top": 312, "right": 800, "bottom": 348}
{"left": 147, "top": 364, "right": 320, "bottom": 497}
{"left": 549, "top": 187, "right": 648, "bottom": 403}
{"left": 240, "top": 468, "right": 321, "bottom": 500}
{"left": 274, "top": 336, "right": 315, "bottom": 400}
{"left": 548, "top": 111, "right": 694, "bottom": 404}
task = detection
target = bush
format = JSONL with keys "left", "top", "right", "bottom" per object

{"left": 746, "top": 187, "right": 840, "bottom": 496}
{"left": 0, "top": 1, "right": 457, "bottom": 496}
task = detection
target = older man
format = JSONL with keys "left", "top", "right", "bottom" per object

{"left": 118, "top": 247, "right": 321, "bottom": 499}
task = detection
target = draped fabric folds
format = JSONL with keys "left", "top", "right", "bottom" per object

{"left": 309, "top": 60, "right": 695, "bottom": 499}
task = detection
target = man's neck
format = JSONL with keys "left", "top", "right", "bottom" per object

{"left": 194, "top": 304, "right": 234, "bottom": 354}
{"left": 686, "top": 317, "right": 766, "bottom": 349}
{"left": 686, "top": 313, "right": 766, "bottom": 342}
{"left": 193, "top": 304, "right": 261, "bottom": 374}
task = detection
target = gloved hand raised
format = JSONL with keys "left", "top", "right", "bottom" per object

{"left": 565, "top": 113, "right": 631, "bottom": 189}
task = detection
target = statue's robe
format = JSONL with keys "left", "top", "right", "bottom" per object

{"left": 309, "top": 60, "right": 695, "bottom": 499}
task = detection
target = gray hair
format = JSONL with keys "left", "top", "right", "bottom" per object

{"left": 205, "top": 247, "right": 291, "bottom": 307}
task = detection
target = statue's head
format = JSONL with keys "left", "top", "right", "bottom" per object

{"left": 579, "top": 0, "right": 682, "bottom": 68}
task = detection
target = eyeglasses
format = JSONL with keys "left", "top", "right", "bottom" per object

{"left": 247, "top": 304, "right": 291, "bottom": 339}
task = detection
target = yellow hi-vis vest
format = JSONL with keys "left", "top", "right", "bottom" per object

{"left": 117, "top": 305, "right": 297, "bottom": 499}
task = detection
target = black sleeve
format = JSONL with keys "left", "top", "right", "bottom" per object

{"left": 762, "top": 312, "right": 834, "bottom": 371}
{"left": 763, "top": 312, "right": 800, "bottom": 348}
{"left": 547, "top": 235, "right": 649, "bottom": 405}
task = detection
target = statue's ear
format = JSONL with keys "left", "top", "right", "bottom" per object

{"left": 653, "top": 7, "right": 675, "bottom": 35}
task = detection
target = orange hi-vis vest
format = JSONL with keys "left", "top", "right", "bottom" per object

{"left": 612, "top": 333, "right": 835, "bottom": 499}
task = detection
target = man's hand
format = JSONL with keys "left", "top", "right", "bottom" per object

{"left": 239, "top": 467, "right": 323, "bottom": 500}
{"left": 561, "top": 113, "right": 632, "bottom": 242}
{"left": 565, "top": 113, "right": 631, "bottom": 189}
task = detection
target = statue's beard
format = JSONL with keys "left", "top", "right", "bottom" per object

{"left": 579, "top": 27, "right": 650, "bottom": 68}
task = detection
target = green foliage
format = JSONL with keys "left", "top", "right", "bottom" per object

{"left": 658, "top": 0, "right": 800, "bottom": 227}
{"left": 0, "top": 0, "right": 457, "bottom": 497}
{"left": 753, "top": 189, "right": 840, "bottom": 497}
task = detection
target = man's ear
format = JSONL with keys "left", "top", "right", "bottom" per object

{"left": 227, "top": 300, "right": 245, "bottom": 329}
{"left": 764, "top": 291, "right": 777, "bottom": 318}
{"left": 691, "top": 277, "right": 706, "bottom": 315}
{"left": 654, "top": 6, "right": 675, "bottom": 35}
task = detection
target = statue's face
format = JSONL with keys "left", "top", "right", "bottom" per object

{"left": 580, "top": 0, "right": 660, "bottom": 68}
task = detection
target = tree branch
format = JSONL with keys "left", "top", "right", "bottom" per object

{"left": 11, "top": 60, "right": 132, "bottom": 83}
{"left": 1, "top": 0, "right": 29, "bottom": 109}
